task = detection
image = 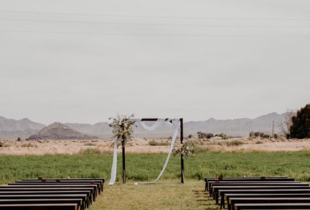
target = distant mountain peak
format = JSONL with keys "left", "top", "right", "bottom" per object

{"left": 0, "top": 111, "right": 287, "bottom": 139}
{"left": 28, "top": 122, "right": 97, "bottom": 140}
{"left": 0, "top": 116, "right": 45, "bottom": 139}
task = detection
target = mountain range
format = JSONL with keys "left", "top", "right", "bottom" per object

{"left": 0, "top": 116, "right": 45, "bottom": 139}
{"left": 0, "top": 112, "right": 286, "bottom": 139}
{"left": 28, "top": 122, "right": 97, "bottom": 140}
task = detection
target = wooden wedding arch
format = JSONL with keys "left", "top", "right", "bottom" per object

{"left": 121, "top": 118, "right": 185, "bottom": 184}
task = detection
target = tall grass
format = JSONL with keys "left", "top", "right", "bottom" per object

{"left": 0, "top": 151, "right": 310, "bottom": 184}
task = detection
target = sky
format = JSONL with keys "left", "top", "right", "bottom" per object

{"left": 0, "top": 0, "right": 309, "bottom": 125}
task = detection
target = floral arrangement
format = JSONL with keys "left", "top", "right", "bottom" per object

{"left": 109, "top": 114, "right": 136, "bottom": 146}
{"left": 172, "top": 142, "right": 193, "bottom": 159}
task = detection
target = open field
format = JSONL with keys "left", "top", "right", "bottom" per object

{"left": 1, "top": 151, "right": 310, "bottom": 184}
{"left": 1, "top": 152, "right": 310, "bottom": 209}
{"left": 0, "top": 138, "right": 310, "bottom": 155}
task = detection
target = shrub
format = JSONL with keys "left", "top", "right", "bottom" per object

{"left": 197, "top": 132, "right": 204, "bottom": 139}
{"left": 206, "top": 133, "right": 214, "bottom": 139}
{"left": 197, "top": 132, "right": 214, "bottom": 139}
{"left": 290, "top": 104, "right": 310, "bottom": 139}
{"left": 215, "top": 133, "right": 228, "bottom": 140}
{"left": 226, "top": 140, "right": 244, "bottom": 146}
{"left": 263, "top": 134, "right": 270, "bottom": 139}
{"left": 21, "top": 143, "right": 35, "bottom": 147}
{"left": 17, "top": 137, "right": 21, "bottom": 141}
{"left": 249, "top": 132, "right": 255, "bottom": 137}
{"left": 148, "top": 140, "right": 170, "bottom": 146}
{"left": 78, "top": 148, "right": 104, "bottom": 155}
{"left": 84, "top": 143, "right": 96, "bottom": 146}
{"left": 181, "top": 140, "right": 209, "bottom": 154}
{"left": 256, "top": 141, "right": 263, "bottom": 144}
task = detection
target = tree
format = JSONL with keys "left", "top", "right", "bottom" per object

{"left": 278, "top": 109, "right": 297, "bottom": 137}
{"left": 197, "top": 132, "right": 205, "bottom": 139}
{"left": 249, "top": 131, "right": 255, "bottom": 138}
{"left": 290, "top": 104, "right": 310, "bottom": 139}
{"left": 205, "top": 133, "right": 214, "bottom": 139}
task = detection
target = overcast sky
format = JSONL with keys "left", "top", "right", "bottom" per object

{"left": 0, "top": 0, "right": 309, "bottom": 125}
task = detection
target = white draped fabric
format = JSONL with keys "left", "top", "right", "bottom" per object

{"left": 108, "top": 139, "right": 118, "bottom": 185}
{"left": 139, "top": 118, "right": 166, "bottom": 131}
{"left": 108, "top": 118, "right": 180, "bottom": 185}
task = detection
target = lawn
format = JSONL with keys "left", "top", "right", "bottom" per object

{"left": 89, "top": 180, "right": 216, "bottom": 210}
{"left": 1, "top": 151, "right": 310, "bottom": 209}
{"left": 1, "top": 151, "right": 310, "bottom": 184}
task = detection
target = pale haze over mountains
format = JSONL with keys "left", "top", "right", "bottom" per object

{"left": 0, "top": 112, "right": 286, "bottom": 139}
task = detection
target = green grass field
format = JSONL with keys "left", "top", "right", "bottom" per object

{"left": 1, "top": 151, "right": 310, "bottom": 184}
{"left": 1, "top": 151, "right": 310, "bottom": 209}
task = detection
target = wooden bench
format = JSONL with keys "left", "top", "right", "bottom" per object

{"left": 0, "top": 194, "right": 88, "bottom": 209}
{"left": 219, "top": 189, "right": 310, "bottom": 208}
{"left": 0, "top": 192, "right": 89, "bottom": 207}
{"left": 209, "top": 182, "right": 306, "bottom": 196}
{"left": 8, "top": 183, "right": 101, "bottom": 195}
{"left": 0, "top": 185, "right": 97, "bottom": 201}
{"left": 0, "top": 178, "right": 104, "bottom": 209}
{"left": 0, "top": 188, "right": 94, "bottom": 203}
{"left": 0, "top": 203, "right": 78, "bottom": 210}
{"left": 0, "top": 199, "right": 83, "bottom": 210}
{"left": 17, "top": 180, "right": 104, "bottom": 192}
{"left": 205, "top": 177, "right": 295, "bottom": 191}
{"left": 229, "top": 198, "right": 310, "bottom": 210}
{"left": 234, "top": 203, "right": 310, "bottom": 210}
{"left": 224, "top": 194, "right": 310, "bottom": 209}
{"left": 23, "top": 178, "right": 105, "bottom": 190}
{"left": 208, "top": 181, "right": 299, "bottom": 193}
{"left": 213, "top": 186, "right": 310, "bottom": 205}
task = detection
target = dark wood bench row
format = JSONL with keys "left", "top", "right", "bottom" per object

{"left": 0, "top": 194, "right": 88, "bottom": 209}
{"left": 215, "top": 186, "right": 310, "bottom": 205}
{"left": 209, "top": 182, "right": 304, "bottom": 196}
{"left": 0, "top": 203, "right": 78, "bottom": 210}
{"left": 234, "top": 203, "right": 310, "bottom": 210}
{"left": 20, "top": 179, "right": 105, "bottom": 192}
{"left": 0, "top": 191, "right": 91, "bottom": 207}
{"left": 224, "top": 193, "right": 310, "bottom": 209}
{"left": 229, "top": 198, "right": 310, "bottom": 210}
{"left": 204, "top": 177, "right": 310, "bottom": 210}
{"left": 205, "top": 177, "right": 294, "bottom": 191}
{"left": 220, "top": 190, "right": 310, "bottom": 208}
{"left": 0, "top": 178, "right": 105, "bottom": 210}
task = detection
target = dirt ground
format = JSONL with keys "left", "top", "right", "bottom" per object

{"left": 1, "top": 138, "right": 310, "bottom": 155}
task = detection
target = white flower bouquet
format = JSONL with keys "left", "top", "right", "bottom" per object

{"left": 109, "top": 114, "right": 135, "bottom": 146}
{"left": 172, "top": 142, "right": 194, "bottom": 159}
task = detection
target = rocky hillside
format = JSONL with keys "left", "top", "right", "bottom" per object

{"left": 184, "top": 112, "right": 285, "bottom": 137}
{"left": 0, "top": 116, "right": 45, "bottom": 139}
{"left": 0, "top": 112, "right": 287, "bottom": 139}
{"left": 65, "top": 122, "right": 111, "bottom": 138}
{"left": 65, "top": 112, "right": 286, "bottom": 138}
{"left": 28, "top": 122, "right": 97, "bottom": 140}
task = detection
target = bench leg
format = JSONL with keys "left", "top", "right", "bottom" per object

{"left": 221, "top": 195, "right": 225, "bottom": 208}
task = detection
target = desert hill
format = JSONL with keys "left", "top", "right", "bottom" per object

{"left": 0, "top": 116, "right": 45, "bottom": 139}
{"left": 28, "top": 122, "right": 97, "bottom": 140}
{"left": 184, "top": 112, "right": 285, "bottom": 137}
{"left": 65, "top": 122, "right": 111, "bottom": 138}
{"left": 65, "top": 112, "right": 285, "bottom": 138}
{"left": 0, "top": 112, "right": 286, "bottom": 139}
